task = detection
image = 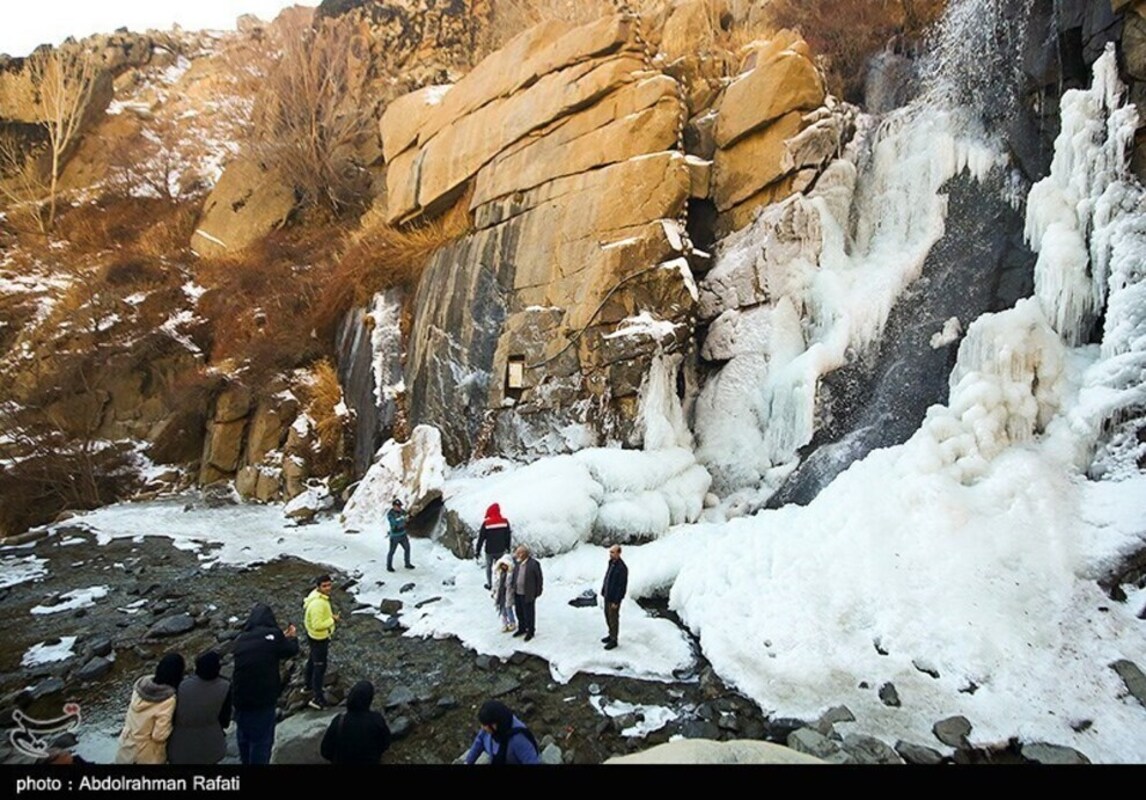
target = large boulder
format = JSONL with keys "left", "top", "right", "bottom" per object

{"left": 605, "top": 739, "right": 824, "bottom": 764}
{"left": 190, "top": 159, "right": 295, "bottom": 257}
{"left": 269, "top": 710, "right": 338, "bottom": 764}
{"left": 340, "top": 424, "right": 447, "bottom": 531}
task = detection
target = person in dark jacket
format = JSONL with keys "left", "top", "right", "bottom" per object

{"left": 319, "top": 680, "right": 392, "bottom": 764}
{"left": 386, "top": 498, "right": 414, "bottom": 572}
{"left": 475, "top": 502, "right": 512, "bottom": 590}
{"left": 464, "top": 700, "right": 539, "bottom": 765}
{"left": 510, "top": 545, "right": 543, "bottom": 641}
{"left": 167, "top": 650, "right": 232, "bottom": 765}
{"left": 600, "top": 544, "right": 629, "bottom": 650}
{"left": 230, "top": 603, "right": 299, "bottom": 765}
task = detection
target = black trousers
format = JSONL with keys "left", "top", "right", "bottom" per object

{"left": 604, "top": 601, "right": 621, "bottom": 643}
{"left": 514, "top": 594, "right": 536, "bottom": 636}
{"left": 305, "top": 635, "right": 329, "bottom": 696}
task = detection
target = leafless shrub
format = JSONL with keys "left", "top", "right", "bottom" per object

{"left": 246, "top": 13, "right": 376, "bottom": 215}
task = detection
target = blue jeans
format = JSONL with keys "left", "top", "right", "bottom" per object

{"left": 235, "top": 706, "right": 276, "bottom": 765}
{"left": 387, "top": 535, "right": 412, "bottom": 569}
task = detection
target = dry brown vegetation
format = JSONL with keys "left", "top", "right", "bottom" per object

{"left": 246, "top": 13, "right": 376, "bottom": 216}
{"left": 311, "top": 188, "right": 474, "bottom": 343}
{"left": 296, "top": 358, "right": 347, "bottom": 474}
{"left": 766, "top": 0, "right": 947, "bottom": 102}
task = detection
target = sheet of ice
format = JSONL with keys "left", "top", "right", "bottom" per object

{"left": 590, "top": 695, "right": 680, "bottom": 737}
{"left": 64, "top": 500, "right": 698, "bottom": 685}
{"left": 22, "top": 637, "right": 77, "bottom": 667}
{"left": 0, "top": 554, "right": 49, "bottom": 589}
{"left": 31, "top": 586, "right": 110, "bottom": 615}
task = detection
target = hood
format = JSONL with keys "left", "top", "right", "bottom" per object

{"left": 495, "top": 553, "right": 515, "bottom": 570}
{"left": 303, "top": 589, "right": 328, "bottom": 610}
{"left": 132, "top": 675, "right": 176, "bottom": 706}
{"left": 243, "top": 603, "right": 279, "bottom": 632}
{"left": 483, "top": 503, "right": 508, "bottom": 527}
{"left": 346, "top": 680, "right": 375, "bottom": 712}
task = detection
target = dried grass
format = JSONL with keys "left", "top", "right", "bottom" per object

{"left": 765, "top": 0, "right": 947, "bottom": 102}
{"left": 311, "top": 187, "right": 473, "bottom": 342}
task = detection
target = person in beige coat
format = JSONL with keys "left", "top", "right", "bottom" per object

{"left": 115, "top": 652, "right": 184, "bottom": 764}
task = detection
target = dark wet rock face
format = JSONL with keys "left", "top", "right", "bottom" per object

{"left": 768, "top": 172, "right": 1035, "bottom": 508}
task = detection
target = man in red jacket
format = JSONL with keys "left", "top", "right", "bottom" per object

{"left": 476, "top": 503, "right": 512, "bottom": 590}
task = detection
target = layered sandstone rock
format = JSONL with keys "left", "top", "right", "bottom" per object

{"left": 708, "top": 33, "right": 852, "bottom": 233}
{"left": 384, "top": 15, "right": 698, "bottom": 462}
{"left": 190, "top": 159, "right": 295, "bottom": 257}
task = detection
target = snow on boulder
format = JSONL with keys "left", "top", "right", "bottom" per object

{"left": 341, "top": 425, "right": 447, "bottom": 531}
{"left": 284, "top": 482, "right": 334, "bottom": 522}
{"left": 442, "top": 444, "right": 712, "bottom": 555}
{"left": 442, "top": 455, "right": 602, "bottom": 557}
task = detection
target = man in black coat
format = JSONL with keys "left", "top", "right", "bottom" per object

{"left": 601, "top": 544, "right": 628, "bottom": 650}
{"left": 510, "top": 545, "right": 543, "bottom": 642}
{"left": 230, "top": 603, "right": 299, "bottom": 764}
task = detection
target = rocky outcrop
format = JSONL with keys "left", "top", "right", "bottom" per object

{"left": 387, "top": 15, "right": 699, "bottom": 462}
{"left": 709, "top": 33, "right": 853, "bottom": 234}
{"left": 190, "top": 159, "right": 295, "bottom": 257}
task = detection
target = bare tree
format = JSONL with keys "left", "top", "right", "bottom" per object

{"left": 28, "top": 46, "right": 100, "bottom": 229}
{"left": 0, "top": 131, "right": 51, "bottom": 232}
{"left": 247, "top": 14, "right": 376, "bottom": 215}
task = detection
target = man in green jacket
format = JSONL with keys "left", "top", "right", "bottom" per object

{"left": 303, "top": 574, "right": 339, "bottom": 709}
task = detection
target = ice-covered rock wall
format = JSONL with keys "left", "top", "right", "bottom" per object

{"left": 694, "top": 0, "right": 1041, "bottom": 508}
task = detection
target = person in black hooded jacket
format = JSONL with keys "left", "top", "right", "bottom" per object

{"left": 230, "top": 603, "right": 299, "bottom": 764}
{"left": 320, "top": 680, "right": 392, "bottom": 764}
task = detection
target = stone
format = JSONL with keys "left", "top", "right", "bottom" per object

{"left": 385, "top": 685, "right": 416, "bottom": 709}
{"left": 895, "top": 740, "right": 944, "bottom": 765}
{"left": 74, "top": 656, "right": 113, "bottom": 682}
{"left": 254, "top": 468, "right": 283, "bottom": 503}
{"left": 245, "top": 395, "right": 297, "bottom": 465}
{"left": 190, "top": 159, "right": 296, "bottom": 257}
{"left": 270, "top": 710, "right": 337, "bottom": 764}
{"left": 470, "top": 75, "right": 682, "bottom": 208}
{"left": 199, "top": 418, "right": 247, "bottom": 479}
{"left": 818, "top": 705, "right": 855, "bottom": 730}
{"left": 607, "top": 738, "right": 824, "bottom": 764}
{"left": 878, "top": 682, "right": 901, "bottom": 708}
{"left": 1111, "top": 659, "right": 1146, "bottom": 707}
{"left": 786, "top": 727, "right": 849, "bottom": 763}
{"left": 715, "top": 49, "right": 824, "bottom": 149}
{"left": 712, "top": 110, "right": 806, "bottom": 211}
{"left": 214, "top": 384, "right": 253, "bottom": 423}
{"left": 540, "top": 743, "right": 563, "bottom": 765}
{"left": 29, "top": 678, "right": 65, "bottom": 701}
{"left": 933, "top": 716, "right": 972, "bottom": 748}
{"left": 389, "top": 716, "right": 413, "bottom": 739}
{"left": 416, "top": 16, "right": 637, "bottom": 147}
{"left": 403, "top": 54, "right": 650, "bottom": 221}
{"left": 340, "top": 425, "right": 446, "bottom": 529}
{"left": 842, "top": 733, "right": 903, "bottom": 765}
{"left": 1020, "top": 742, "right": 1091, "bottom": 765}
{"left": 378, "top": 599, "right": 402, "bottom": 615}
{"left": 680, "top": 720, "right": 722, "bottom": 740}
{"left": 491, "top": 676, "right": 521, "bottom": 696}
{"left": 85, "top": 637, "right": 113, "bottom": 658}
{"left": 145, "top": 613, "right": 195, "bottom": 638}
{"left": 381, "top": 84, "right": 453, "bottom": 164}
